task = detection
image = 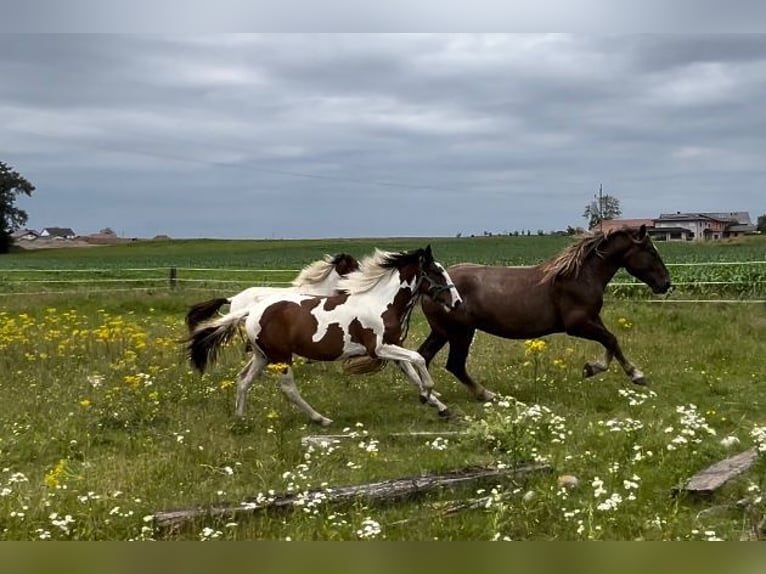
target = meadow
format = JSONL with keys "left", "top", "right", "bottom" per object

{"left": 0, "top": 235, "right": 765, "bottom": 540}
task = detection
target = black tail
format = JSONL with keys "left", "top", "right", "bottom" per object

{"left": 185, "top": 298, "right": 229, "bottom": 332}
{"left": 185, "top": 321, "right": 242, "bottom": 373}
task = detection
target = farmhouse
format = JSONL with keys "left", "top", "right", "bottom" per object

{"left": 39, "top": 227, "right": 77, "bottom": 240}
{"left": 653, "top": 212, "right": 755, "bottom": 241}
{"left": 11, "top": 228, "right": 40, "bottom": 241}
{"left": 591, "top": 211, "right": 756, "bottom": 242}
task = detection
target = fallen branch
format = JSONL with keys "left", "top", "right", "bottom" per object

{"left": 152, "top": 463, "right": 551, "bottom": 530}
{"left": 682, "top": 447, "right": 759, "bottom": 495}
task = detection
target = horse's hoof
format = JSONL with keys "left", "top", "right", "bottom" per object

{"left": 583, "top": 363, "right": 597, "bottom": 378}
{"left": 632, "top": 376, "right": 647, "bottom": 386}
{"left": 438, "top": 408, "right": 452, "bottom": 419}
{"left": 314, "top": 416, "right": 333, "bottom": 427}
{"left": 477, "top": 389, "right": 497, "bottom": 402}
{"left": 419, "top": 394, "right": 429, "bottom": 404}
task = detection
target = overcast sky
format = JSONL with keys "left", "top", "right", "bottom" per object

{"left": 2, "top": 34, "right": 764, "bottom": 239}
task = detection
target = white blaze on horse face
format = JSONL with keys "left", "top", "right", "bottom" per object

{"left": 434, "top": 262, "right": 462, "bottom": 308}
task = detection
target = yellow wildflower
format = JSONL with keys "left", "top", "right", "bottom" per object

{"left": 44, "top": 459, "right": 67, "bottom": 489}
{"left": 79, "top": 399, "right": 91, "bottom": 408}
{"left": 617, "top": 317, "right": 633, "bottom": 330}
{"left": 266, "top": 362, "right": 290, "bottom": 374}
{"left": 524, "top": 339, "right": 547, "bottom": 356}
{"left": 124, "top": 374, "right": 142, "bottom": 387}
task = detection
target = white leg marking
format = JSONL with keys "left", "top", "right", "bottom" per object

{"left": 396, "top": 361, "right": 449, "bottom": 413}
{"left": 235, "top": 353, "right": 267, "bottom": 417}
{"left": 376, "top": 344, "right": 434, "bottom": 392}
{"left": 278, "top": 367, "right": 333, "bottom": 426}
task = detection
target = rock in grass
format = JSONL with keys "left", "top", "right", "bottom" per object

{"left": 557, "top": 474, "right": 580, "bottom": 490}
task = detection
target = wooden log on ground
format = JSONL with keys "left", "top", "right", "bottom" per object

{"left": 152, "top": 463, "right": 551, "bottom": 530}
{"left": 682, "top": 447, "right": 759, "bottom": 495}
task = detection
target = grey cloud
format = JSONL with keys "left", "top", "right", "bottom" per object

{"left": 2, "top": 34, "right": 765, "bottom": 238}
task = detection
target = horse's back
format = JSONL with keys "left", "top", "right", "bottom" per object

{"left": 430, "top": 263, "right": 562, "bottom": 338}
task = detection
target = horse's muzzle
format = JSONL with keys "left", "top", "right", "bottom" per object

{"left": 653, "top": 280, "right": 672, "bottom": 294}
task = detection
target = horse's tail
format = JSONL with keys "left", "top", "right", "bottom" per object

{"left": 185, "top": 298, "right": 230, "bottom": 333}
{"left": 342, "top": 356, "right": 388, "bottom": 375}
{"left": 185, "top": 308, "right": 249, "bottom": 373}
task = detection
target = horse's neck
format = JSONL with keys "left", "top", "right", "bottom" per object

{"left": 358, "top": 271, "right": 416, "bottom": 316}
{"left": 583, "top": 241, "right": 625, "bottom": 287}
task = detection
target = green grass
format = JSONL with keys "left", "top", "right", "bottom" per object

{"left": 0, "top": 289, "right": 765, "bottom": 540}
{"left": 1, "top": 235, "right": 765, "bottom": 540}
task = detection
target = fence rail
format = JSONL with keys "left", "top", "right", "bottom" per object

{"left": 1, "top": 260, "right": 765, "bottom": 301}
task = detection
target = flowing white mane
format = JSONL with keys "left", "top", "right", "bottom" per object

{"left": 338, "top": 250, "right": 399, "bottom": 295}
{"left": 292, "top": 255, "right": 336, "bottom": 287}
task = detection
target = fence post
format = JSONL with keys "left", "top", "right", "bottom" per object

{"left": 169, "top": 267, "right": 177, "bottom": 289}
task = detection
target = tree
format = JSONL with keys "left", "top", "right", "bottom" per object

{"left": 583, "top": 194, "right": 622, "bottom": 230}
{"left": 0, "top": 161, "right": 35, "bottom": 253}
{"left": 757, "top": 214, "right": 766, "bottom": 234}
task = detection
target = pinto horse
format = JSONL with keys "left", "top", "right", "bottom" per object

{"left": 186, "top": 246, "right": 462, "bottom": 425}
{"left": 415, "top": 225, "right": 671, "bottom": 401}
{"left": 185, "top": 253, "right": 359, "bottom": 333}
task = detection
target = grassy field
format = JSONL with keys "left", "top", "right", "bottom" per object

{"left": 0, "top": 236, "right": 765, "bottom": 540}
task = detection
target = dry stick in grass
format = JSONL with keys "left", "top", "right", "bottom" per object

{"left": 152, "top": 464, "right": 552, "bottom": 530}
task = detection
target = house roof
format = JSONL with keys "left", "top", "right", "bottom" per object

{"left": 42, "top": 227, "right": 76, "bottom": 237}
{"left": 657, "top": 212, "right": 752, "bottom": 225}
{"left": 11, "top": 228, "right": 39, "bottom": 238}
{"left": 590, "top": 218, "right": 655, "bottom": 233}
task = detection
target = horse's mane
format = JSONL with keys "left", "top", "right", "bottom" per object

{"left": 539, "top": 230, "right": 616, "bottom": 282}
{"left": 291, "top": 255, "right": 336, "bottom": 287}
{"left": 339, "top": 249, "right": 420, "bottom": 295}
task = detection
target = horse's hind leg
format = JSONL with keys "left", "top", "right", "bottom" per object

{"left": 569, "top": 317, "right": 646, "bottom": 385}
{"left": 235, "top": 352, "right": 267, "bottom": 416}
{"left": 277, "top": 366, "right": 333, "bottom": 426}
{"left": 445, "top": 328, "right": 496, "bottom": 402}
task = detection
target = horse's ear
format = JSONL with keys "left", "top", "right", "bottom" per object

{"left": 637, "top": 225, "right": 647, "bottom": 240}
{"left": 424, "top": 244, "right": 433, "bottom": 259}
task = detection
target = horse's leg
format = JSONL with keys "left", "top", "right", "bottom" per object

{"left": 394, "top": 361, "right": 450, "bottom": 415}
{"left": 375, "top": 345, "right": 450, "bottom": 417}
{"left": 277, "top": 366, "right": 333, "bottom": 426}
{"left": 235, "top": 352, "right": 267, "bottom": 416}
{"left": 445, "top": 328, "right": 496, "bottom": 402}
{"left": 569, "top": 317, "right": 646, "bottom": 385}
{"left": 417, "top": 330, "right": 449, "bottom": 368}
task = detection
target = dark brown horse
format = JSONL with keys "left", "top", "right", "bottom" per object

{"left": 416, "top": 225, "right": 671, "bottom": 401}
{"left": 186, "top": 246, "right": 462, "bottom": 425}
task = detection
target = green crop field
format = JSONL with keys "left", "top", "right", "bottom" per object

{"left": 2, "top": 234, "right": 765, "bottom": 298}
{"left": 0, "top": 235, "right": 765, "bottom": 540}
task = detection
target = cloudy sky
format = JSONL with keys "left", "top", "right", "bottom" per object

{"left": 2, "top": 34, "right": 764, "bottom": 239}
